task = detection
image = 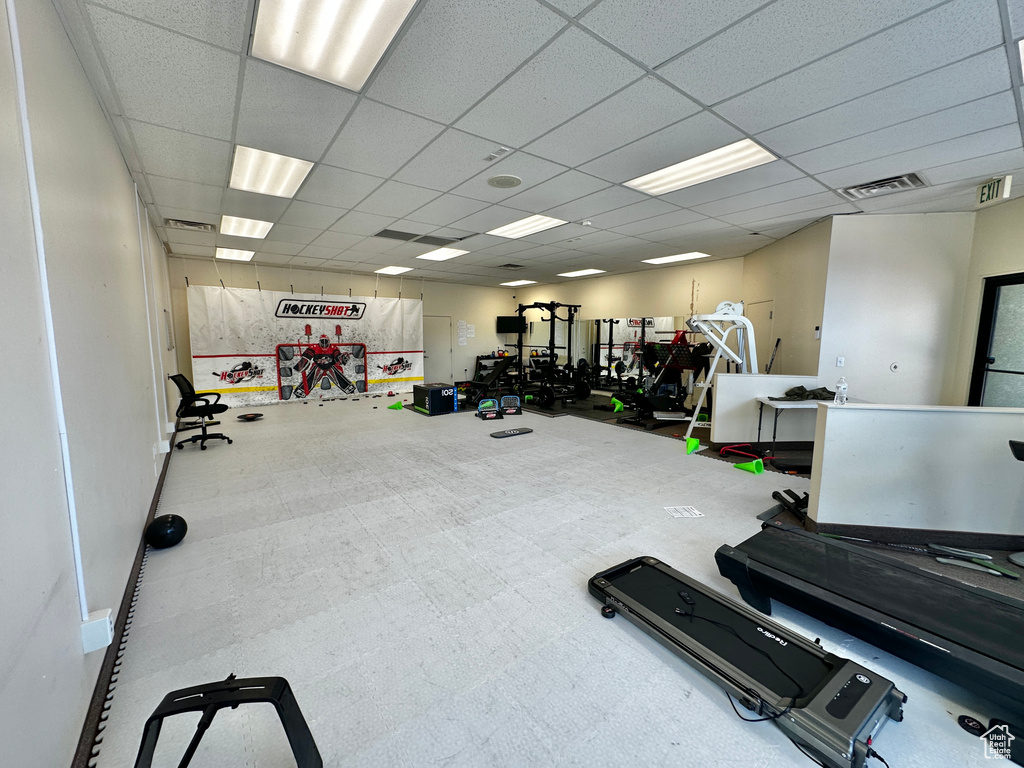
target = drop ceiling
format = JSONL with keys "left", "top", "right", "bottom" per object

{"left": 54, "top": 0, "right": 1024, "bottom": 287}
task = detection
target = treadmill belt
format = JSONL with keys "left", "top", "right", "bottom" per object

{"left": 738, "top": 527, "right": 1024, "bottom": 672}
{"left": 611, "top": 564, "right": 833, "bottom": 699}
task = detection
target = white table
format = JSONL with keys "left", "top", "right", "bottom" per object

{"left": 755, "top": 396, "right": 823, "bottom": 453}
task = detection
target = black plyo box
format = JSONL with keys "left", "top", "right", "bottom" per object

{"left": 413, "top": 383, "right": 458, "bottom": 416}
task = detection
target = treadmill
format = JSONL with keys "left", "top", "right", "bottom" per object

{"left": 716, "top": 520, "right": 1024, "bottom": 718}
{"left": 591, "top": 556, "right": 905, "bottom": 768}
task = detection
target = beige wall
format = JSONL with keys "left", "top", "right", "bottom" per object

{"left": 951, "top": 195, "right": 1024, "bottom": 403}
{"left": 740, "top": 219, "right": 831, "bottom": 375}
{"left": 166, "top": 257, "right": 516, "bottom": 384}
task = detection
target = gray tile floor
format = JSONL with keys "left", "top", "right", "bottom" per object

{"left": 97, "top": 399, "right": 999, "bottom": 767}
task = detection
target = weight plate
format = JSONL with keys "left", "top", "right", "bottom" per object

{"left": 575, "top": 379, "right": 592, "bottom": 400}
{"left": 536, "top": 385, "right": 556, "bottom": 408}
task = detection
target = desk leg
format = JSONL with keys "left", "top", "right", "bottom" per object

{"left": 771, "top": 410, "right": 781, "bottom": 456}
{"left": 757, "top": 402, "right": 764, "bottom": 446}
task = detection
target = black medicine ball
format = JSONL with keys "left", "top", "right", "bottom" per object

{"left": 145, "top": 514, "right": 188, "bottom": 549}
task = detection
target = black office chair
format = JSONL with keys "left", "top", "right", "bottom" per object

{"left": 168, "top": 374, "right": 232, "bottom": 450}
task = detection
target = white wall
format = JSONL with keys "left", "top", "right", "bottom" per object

{"left": 711, "top": 373, "right": 821, "bottom": 444}
{"left": 166, "top": 257, "right": 515, "bottom": 386}
{"left": 809, "top": 404, "right": 1024, "bottom": 535}
{"left": 819, "top": 214, "right": 975, "bottom": 405}
{"left": 1, "top": 1, "right": 171, "bottom": 763}
{"left": 950, "top": 195, "right": 1024, "bottom": 403}
{"left": 740, "top": 219, "right": 831, "bottom": 375}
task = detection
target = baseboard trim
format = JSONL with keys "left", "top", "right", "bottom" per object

{"left": 71, "top": 441, "right": 173, "bottom": 768}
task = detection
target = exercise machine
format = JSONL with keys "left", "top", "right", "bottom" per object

{"left": 684, "top": 301, "right": 758, "bottom": 440}
{"left": 514, "top": 301, "right": 591, "bottom": 408}
{"left": 590, "top": 556, "right": 905, "bottom": 768}
{"left": 716, "top": 521, "right": 1024, "bottom": 718}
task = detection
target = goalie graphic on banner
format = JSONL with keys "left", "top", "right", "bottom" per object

{"left": 278, "top": 325, "right": 367, "bottom": 400}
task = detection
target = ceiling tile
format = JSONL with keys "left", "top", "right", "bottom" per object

{"left": 167, "top": 243, "right": 214, "bottom": 257}
{"left": 394, "top": 129, "right": 505, "bottom": 192}
{"left": 658, "top": 161, "right": 805, "bottom": 208}
{"left": 816, "top": 123, "right": 1024, "bottom": 189}
{"left": 403, "top": 194, "right": 491, "bottom": 226}
{"left": 718, "top": 192, "right": 857, "bottom": 226}
{"left": 235, "top": 60, "right": 357, "bottom": 161}
{"left": 500, "top": 170, "right": 610, "bottom": 214}
{"left": 277, "top": 202, "right": 347, "bottom": 230}
{"left": 166, "top": 229, "right": 215, "bottom": 246}
{"left": 921, "top": 148, "right": 1024, "bottom": 186}
{"left": 90, "top": 0, "right": 250, "bottom": 51}
{"left": 642, "top": 217, "right": 736, "bottom": 244}
{"left": 1009, "top": 0, "right": 1024, "bottom": 35}
{"left": 456, "top": 27, "right": 644, "bottom": 147}
{"left": 256, "top": 240, "right": 305, "bottom": 256}
{"left": 542, "top": 185, "right": 649, "bottom": 222}
{"left": 310, "top": 231, "right": 365, "bottom": 251}
{"left": 756, "top": 49, "right": 1013, "bottom": 157}
{"left": 346, "top": 236, "right": 406, "bottom": 254}
{"left": 387, "top": 220, "right": 436, "bottom": 235}
{"left": 451, "top": 234, "right": 510, "bottom": 251}
{"left": 449, "top": 154, "right": 571, "bottom": 204}
{"left": 221, "top": 188, "right": 291, "bottom": 221}
{"left": 128, "top": 121, "right": 230, "bottom": 186}
{"left": 519, "top": 222, "right": 592, "bottom": 244}
{"left": 254, "top": 253, "right": 295, "bottom": 265}
{"left": 266, "top": 224, "right": 320, "bottom": 245}
{"left": 791, "top": 92, "right": 1019, "bottom": 175}
{"left": 448, "top": 205, "right": 530, "bottom": 233}
{"left": 658, "top": 0, "right": 944, "bottom": 105}
{"left": 299, "top": 245, "right": 342, "bottom": 260}
{"left": 87, "top": 6, "right": 239, "bottom": 139}
{"left": 367, "top": 0, "right": 566, "bottom": 123}
{"left": 715, "top": 0, "right": 1005, "bottom": 133}
{"left": 330, "top": 211, "right": 399, "bottom": 236}
{"left": 586, "top": 198, "right": 681, "bottom": 229}
{"left": 545, "top": 0, "right": 593, "bottom": 16}
{"left": 580, "top": 111, "right": 745, "bottom": 182}
{"left": 578, "top": 235, "right": 653, "bottom": 255}
{"left": 355, "top": 181, "right": 441, "bottom": 218}
{"left": 692, "top": 177, "right": 829, "bottom": 217}
{"left": 147, "top": 175, "right": 223, "bottom": 213}
{"left": 289, "top": 257, "right": 328, "bottom": 268}
{"left": 579, "top": 0, "right": 767, "bottom": 68}
{"left": 607, "top": 208, "right": 705, "bottom": 236}
{"left": 296, "top": 166, "right": 383, "bottom": 208}
{"left": 322, "top": 100, "right": 445, "bottom": 178}
{"left": 524, "top": 76, "right": 701, "bottom": 168}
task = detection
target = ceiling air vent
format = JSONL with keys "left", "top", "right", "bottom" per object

{"left": 837, "top": 173, "right": 925, "bottom": 201}
{"left": 374, "top": 229, "right": 420, "bottom": 241}
{"left": 415, "top": 235, "right": 459, "bottom": 247}
{"left": 497, "top": 263, "right": 526, "bottom": 270}
{"left": 165, "top": 218, "right": 216, "bottom": 233}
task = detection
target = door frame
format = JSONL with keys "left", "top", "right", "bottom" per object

{"left": 423, "top": 314, "right": 453, "bottom": 384}
{"left": 967, "top": 271, "right": 1024, "bottom": 406}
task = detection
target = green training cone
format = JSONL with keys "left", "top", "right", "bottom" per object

{"left": 686, "top": 438, "right": 700, "bottom": 455}
{"left": 610, "top": 397, "right": 624, "bottom": 413}
{"left": 387, "top": 401, "right": 403, "bottom": 410}
{"left": 734, "top": 458, "right": 764, "bottom": 474}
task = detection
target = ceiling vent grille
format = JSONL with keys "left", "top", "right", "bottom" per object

{"left": 374, "top": 229, "right": 462, "bottom": 247}
{"left": 837, "top": 173, "right": 925, "bottom": 201}
{"left": 165, "top": 218, "right": 216, "bottom": 232}
{"left": 497, "top": 263, "right": 526, "bottom": 270}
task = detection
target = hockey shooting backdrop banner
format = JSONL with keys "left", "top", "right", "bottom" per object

{"left": 187, "top": 286, "right": 424, "bottom": 407}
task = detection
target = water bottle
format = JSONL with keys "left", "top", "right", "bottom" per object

{"left": 834, "top": 377, "right": 848, "bottom": 405}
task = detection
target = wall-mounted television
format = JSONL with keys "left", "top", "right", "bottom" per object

{"left": 496, "top": 315, "right": 526, "bottom": 334}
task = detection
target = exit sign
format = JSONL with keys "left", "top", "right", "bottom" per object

{"left": 977, "top": 175, "right": 1012, "bottom": 207}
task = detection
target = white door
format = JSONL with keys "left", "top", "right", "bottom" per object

{"left": 423, "top": 315, "right": 453, "bottom": 384}
{"left": 744, "top": 300, "right": 776, "bottom": 373}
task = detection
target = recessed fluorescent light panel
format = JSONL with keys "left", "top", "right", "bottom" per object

{"left": 416, "top": 247, "right": 468, "bottom": 261}
{"left": 557, "top": 269, "right": 605, "bottom": 278}
{"left": 220, "top": 215, "right": 274, "bottom": 239}
{"left": 487, "top": 215, "right": 567, "bottom": 239}
{"left": 215, "top": 248, "right": 255, "bottom": 262}
{"left": 642, "top": 252, "right": 711, "bottom": 265}
{"left": 229, "top": 146, "right": 314, "bottom": 198}
{"left": 625, "top": 139, "right": 777, "bottom": 196}
{"left": 374, "top": 266, "right": 413, "bottom": 275}
{"left": 500, "top": 280, "right": 537, "bottom": 287}
{"left": 251, "top": 0, "right": 418, "bottom": 92}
